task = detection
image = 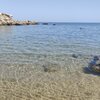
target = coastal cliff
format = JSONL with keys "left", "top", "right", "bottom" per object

{"left": 0, "top": 13, "right": 37, "bottom": 25}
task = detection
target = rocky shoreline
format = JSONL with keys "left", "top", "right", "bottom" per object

{"left": 0, "top": 13, "right": 37, "bottom": 25}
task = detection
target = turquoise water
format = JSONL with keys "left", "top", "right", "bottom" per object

{"left": 0, "top": 23, "right": 100, "bottom": 64}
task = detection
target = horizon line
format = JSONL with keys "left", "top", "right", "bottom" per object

{"left": 38, "top": 22, "right": 100, "bottom": 23}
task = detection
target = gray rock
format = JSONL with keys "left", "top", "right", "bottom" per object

{"left": 72, "top": 54, "right": 78, "bottom": 58}
{"left": 42, "top": 62, "right": 61, "bottom": 72}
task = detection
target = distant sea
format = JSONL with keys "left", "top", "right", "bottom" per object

{"left": 0, "top": 23, "right": 100, "bottom": 64}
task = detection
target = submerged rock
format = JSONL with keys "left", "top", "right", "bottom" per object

{"left": 72, "top": 54, "right": 78, "bottom": 58}
{"left": 72, "top": 54, "right": 83, "bottom": 59}
{"left": 42, "top": 62, "right": 61, "bottom": 72}
{"left": 0, "top": 13, "right": 37, "bottom": 25}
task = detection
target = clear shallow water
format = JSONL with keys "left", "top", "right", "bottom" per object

{"left": 0, "top": 23, "right": 100, "bottom": 64}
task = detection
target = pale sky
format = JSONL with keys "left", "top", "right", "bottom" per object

{"left": 0, "top": 0, "right": 100, "bottom": 22}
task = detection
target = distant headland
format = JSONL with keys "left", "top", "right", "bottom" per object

{"left": 0, "top": 13, "right": 37, "bottom": 25}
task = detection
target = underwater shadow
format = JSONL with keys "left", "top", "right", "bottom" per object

{"left": 83, "top": 67, "right": 100, "bottom": 76}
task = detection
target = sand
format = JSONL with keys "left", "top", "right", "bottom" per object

{"left": 0, "top": 56, "right": 100, "bottom": 100}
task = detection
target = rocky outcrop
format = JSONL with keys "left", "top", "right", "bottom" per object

{"left": 0, "top": 13, "right": 37, "bottom": 25}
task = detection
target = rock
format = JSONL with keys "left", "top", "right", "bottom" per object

{"left": 42, "top": 23, "right": 48, "bottom": 25}
{"left": 72, "top": 54, "right": 78, "bottom": 58}
{"left": 53, "top": 24, "right": 56, "bottom": 25}
{"left": 88, "top": 56, "right": 100, "bottom": 73}
{"left": 0, "top": 13, "right": 37, "bottom": 25}
{"left": 42, "top": 62, "right": 61, "bottom": 72}
{"left": 90, "top": 65, "right": 100, "bottom": 73}
{"left": 72, "top": 54, "right": 83, "bottom": 59}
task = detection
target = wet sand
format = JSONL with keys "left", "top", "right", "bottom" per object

{"left": 0, "top": 56, "right": 100, "bottom": 100}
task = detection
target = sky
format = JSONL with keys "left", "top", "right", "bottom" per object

{"left": 0, "top": 0, "right": 100, "bottom": 22}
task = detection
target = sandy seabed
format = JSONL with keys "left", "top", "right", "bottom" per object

{"left": 0, "top": 56, "right": 100, "bottom": 100}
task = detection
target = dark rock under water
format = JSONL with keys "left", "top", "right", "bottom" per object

{"left": 42, "top": 62, "right": 61, "bottom": 72}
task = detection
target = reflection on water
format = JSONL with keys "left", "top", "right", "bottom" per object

{"left": 0, "top": 26, "right": 13, "bottom": 34}
{"left": 0, "top": 24, "right": 100, "bottom": 64}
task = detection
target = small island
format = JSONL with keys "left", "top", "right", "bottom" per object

{"left": 0, "top": 13, "right": 37, "bottom": 25}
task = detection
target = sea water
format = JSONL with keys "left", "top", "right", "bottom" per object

{"left": 0, "top": 23, "right": 100, "bottom": 64}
